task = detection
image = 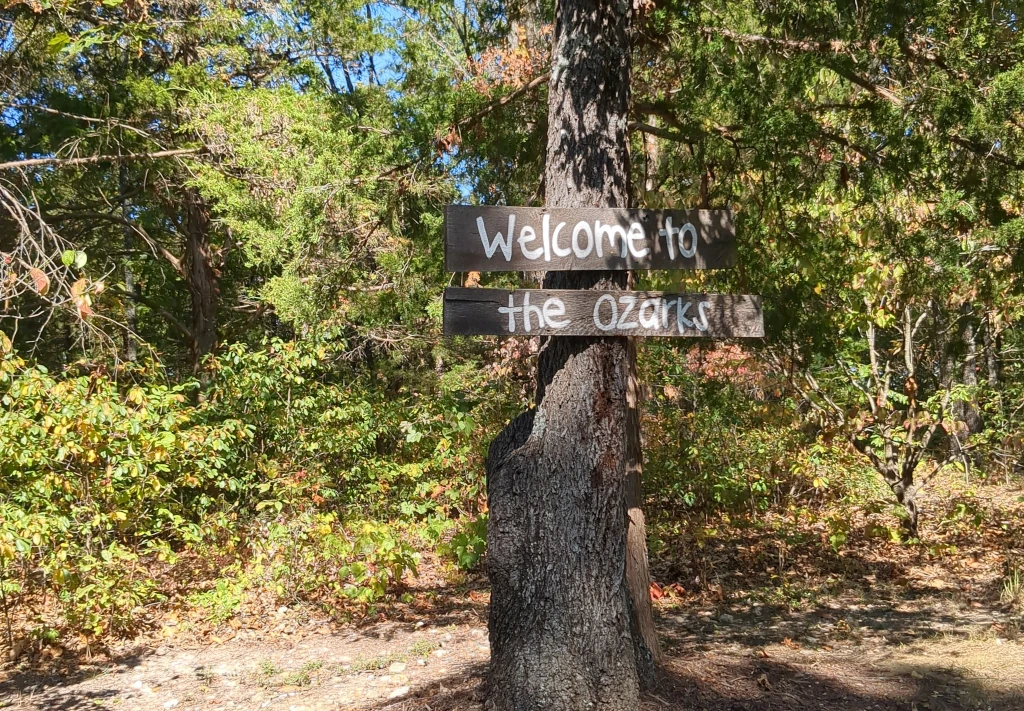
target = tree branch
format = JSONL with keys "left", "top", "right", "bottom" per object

{"left": 826, "top": 63, "right": 904, "bottom": 107}
{"left": 110, "top": 285, "right": 193, "bottom": 343}
{"left": 817, "top": 128, "right": 888, "bottom": 167}
{"left": 634, "top": 101, "right": 739, "bottom": 142}
{"left": 352, "top": 72, "right": 551, "bottom": 186}
{"left": 627, "top": 121, "right": 703, "bottom": 144}
{"left": 700, "top": 27, "right": 869, "bottom": 54}
{"left": 703, "top": 27, "right": 963, "bottom": 82}
{"left": 453, "top": 73, "right": 550, "bottom": 134}
{"left": 950, "top": 135, "right": 1024, "bottom": 170}
{"left": 0, "top": 147, "right": 207, "bottom": 172}
{"left": 48, "top": 211, "right": 184, "bottom": 274}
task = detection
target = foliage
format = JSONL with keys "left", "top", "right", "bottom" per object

{"left": 440, "top": 515, "right": 488, "bottom": 571}
{"left": 0, "top": 332, "right": 521, "bottom": 637}
{"left": 0, "top": 344, "right": 251, "bottom": 636}
{"left": 1, "top": 0, "right": 1022, "bottom": 650}
{"left": 249, "top": 513, "right": 419, "bottom": 606}
{"left": 633, "top": 0, "right": 1024, "bottom": 529}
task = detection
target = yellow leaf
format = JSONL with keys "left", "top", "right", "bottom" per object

{"left": 76, "top": 295, "right": 93, "bottom": 319}
{"left": 71, "top": 278, "right": 88, "bottom": 298}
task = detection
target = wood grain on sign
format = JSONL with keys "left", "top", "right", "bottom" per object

{"left": 444, "top": 288, "right": 763, "bottom": 338}
{"left": 444, "top": 206, "right": 735, "bottom": 272}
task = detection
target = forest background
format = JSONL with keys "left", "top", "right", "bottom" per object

{"left": 0, "top": 0, "right": 1022, "bottom": 653}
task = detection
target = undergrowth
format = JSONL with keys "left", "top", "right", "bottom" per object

{"left": 1, "top": 336, "right": 1020, "bottom": 651}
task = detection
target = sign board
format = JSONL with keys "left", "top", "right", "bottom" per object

{"left": 445, "top": 206, "right": 735, "bottom": 272}
{"left": 444, "top": 288, "right": 763, "bottom": 338}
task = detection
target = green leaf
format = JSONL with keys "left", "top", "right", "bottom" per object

{"left": 61, "top": 250, "right": 76, "bottom": 267}
{"left": 74, "top": 251, "right": 88, "bottom": 269}
{"left": 47, "top": 33, "right": 71, "bottom": 56}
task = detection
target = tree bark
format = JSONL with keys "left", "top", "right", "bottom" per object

{"left": 984, "top": 310, "right": 1000, "bottom": 388}
{"left": 643, "top": 116, "right": 660, "bottom": 201}
{"left": 119, "top": 166, "right": 137, "bottom": 362}
{"left": 952, "top": 302, "right": 983, "bottom": 435}
{"left": 183, "top": 188, "right": 218, "bottom": 366}
{"left": 625, "top": 335, "right": 660, "bottom": 688}
{"left": 485, "top": 0, "right": 646, "bottom": 708}
{"left": 629, "top": 119, "right": 662, "bottom": 674}
{"left": 892, "top": 476, "right": 919, "bottom": 538}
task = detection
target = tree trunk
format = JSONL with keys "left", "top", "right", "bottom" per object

{"left": 984, "top": 310, "right": 1000, "bottom": 388}
{"left": 952, "top": 303, "right": 983, "bottom": 435}
{"left": 183, "top": 188, "right": 218, "bottom": 366}
{"left": 892, "top": 478, "right": 919, "bottom": 538}
{"left": 485, "top": 0, "right": 645, "bottom": 708}
{"left": 119, "top": 166, "right": 137, "bottom": 362}
{"left": 643, "top": 116, "right": 659, "bottom": 202}
{"left": 625, "top": 336, "right": 660, "bottom": 688}
{"left": 962, "top": 306, "right": 978, "bottom": 389}
{"left": 629, "top": 123, "right": 662, "bottom": 678}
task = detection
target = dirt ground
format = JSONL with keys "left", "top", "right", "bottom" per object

{"left": 1, "top": 586, "right": 1021, "bottom": 711}
{"left": 2, "top": 474, "right": 1022, "bottom": 710}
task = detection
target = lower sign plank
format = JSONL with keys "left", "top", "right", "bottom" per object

{"left": 444, "top": 288, "right": 764, "bottom": 338}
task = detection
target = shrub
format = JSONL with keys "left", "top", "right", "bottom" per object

{"left": 0, "top": 335, "right": 517, "bottom": 640}
{"left": 0, "top": 350, "right": 251, "bottom": 636}
{"left": 250, "top": 513, "right": 419, "bottom": 606}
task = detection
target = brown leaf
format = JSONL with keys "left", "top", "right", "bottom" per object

{"left": 29, "top": 268, "right": 49, "bottom": 295}
{"left": 666, "top": 583, "right": 687, "bottom": 597}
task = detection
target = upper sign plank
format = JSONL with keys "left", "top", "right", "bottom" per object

{"left": 444, "top": 206, "right": 735, "bottom": 272}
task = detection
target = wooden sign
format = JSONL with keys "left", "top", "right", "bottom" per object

{"left": 444, "top": 288, "right": 763, "bottom": 338}
{"left": 445, "top": 206, "right": 735, "bottom": 272}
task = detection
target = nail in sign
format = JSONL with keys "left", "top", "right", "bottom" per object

{"left": 444, "top": 206, "right": 736, "bottom": 272}
{"left": 443, "top": 288, "right": 764, "bottom": 338}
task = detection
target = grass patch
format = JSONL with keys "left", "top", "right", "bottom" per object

{"left": 349, "top": 652, "right": 403, "bottom": 672}
{"left": 1001, "top": 566, "right": 1023, "bottom": 609}
{"left": 281, "top": 660, "right": 323, "bottom": 687}
{"left": 346, "top": 638, "right": 438, "bottom": 674}
{"left": 410, "top": 638, "right": 440, "bottom": 657}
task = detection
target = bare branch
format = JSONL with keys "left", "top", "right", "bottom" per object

{"left": 826, "top": 63, "right": 904, "bottom": 107}
{"left": 837, "top": 356, "right": 878, "bottom": 416}
{"left": 904, "top": 306, "right": 915, "bottom": 377}
{"left": 950, "top": 135, "right": 1024, "bottom": 171}
{"left": 627, "top": 121, "right": 703, "bottom": 144}
{"left": 48, "top": 211, "right": 184, "bottom": 274}
{"left": 0, "top": 147, "right": 207, "bottom": 172}
{"left": 110, "top": 284, "right": 193, "bottom": 343}
{"left": 453, "top": 73, "right": 549, "bottom": 133}
{"left": 700, "top": 27, "right": 870, "bottom": 54}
